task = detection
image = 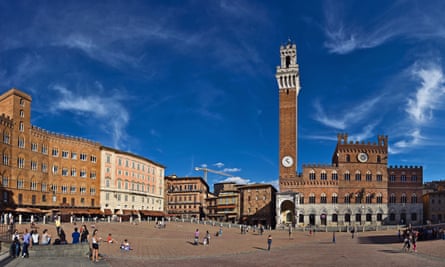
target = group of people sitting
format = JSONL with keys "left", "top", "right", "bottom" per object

{"left": 106, "top": 233, "right": 132, "bottom": 251}
{"left": 10, "top": 224, "right": 133, "bottom": 260}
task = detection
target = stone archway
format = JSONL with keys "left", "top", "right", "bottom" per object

{"left": 280, "top": 200, "right": 296, "bottom": 226}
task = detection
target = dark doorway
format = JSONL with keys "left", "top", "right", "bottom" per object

{"left": 320, "top": 214, "right": 327, "bottom": 225}
{"left": 309, "top": 214, "right": 315, "bottom": 225}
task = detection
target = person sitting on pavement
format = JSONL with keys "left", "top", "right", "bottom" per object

{"left": 120, "top": 239, "right": 132, "bottom": 251}
{"left": 107, "top": 233, "right": 117, "bottom": 244}
{"left": 41, "top": 229, "right": 51, "bottom": 245}
{"left": 59, "top": 227, "right": 67, "bottom": 244}
{"left": 72, "top": 227, "right": 80, "bottom": 244}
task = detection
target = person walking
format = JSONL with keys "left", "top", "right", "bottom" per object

{"left": 22, "top": 228, "right": 31, "bottom": 258}
{"left": 194, "top": 229, "right": 200, "bottom": 245}
{"left": 206, "top": 230, "right": 210, "bottom": 245}
{"left": 288, "top": 225, "right": 292, "bottom": 240}
{"left": 267, "top": 235, "right": 272, "bottom": 251}
{"left": 11, "top": 235, "right": 21, "bottom": 258}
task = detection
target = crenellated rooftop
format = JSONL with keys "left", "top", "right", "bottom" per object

{"left": 336, "top": 133, "right": 388, "bottom": 149}
{"left": 388, "top": 165, "right": 423, "bottom": 169}
{"left": 0, "top": 113, "right": 13, "bottom": 128}
{"left": 31, "top": 125, "right": 100, "bottom": 145}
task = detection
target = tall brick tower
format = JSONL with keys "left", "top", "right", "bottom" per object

{"left": 276, "top": 41, "right": 300, "bottom": 187}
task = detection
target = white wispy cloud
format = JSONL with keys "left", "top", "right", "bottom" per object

{"left": 388, "top": 62, "right": 445, "bottom": 154}
{"left": 50, "top": 84, "right": 129, "bottom": 148}
{"left": 223, "top": 168, "right": 242, "bottom": 173}
{"left": 220, "top": 176, "right": 250, "bottom": 184}
{"left": 313, "top": 96, "right": 381, "bottom": 130}
{"left": 323, "top": 1, "right": 445, "bottom": 54}
{"left": 390, "top": 129, "right": 425, "bottom": 154}
{"left": 213, "top": 162, "right": 224, "bottom": 168}
{"left": 348, "top": 121, "right": 380, "bottom": 143}
{"left": 406, "top": 63, "right": 445, "bottom": 124}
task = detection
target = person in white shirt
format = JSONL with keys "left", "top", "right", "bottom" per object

{"left": 31, "top": 230, "right": 40, "bottom": 245}
{"left": 12, "top": 229, "right": 20, "bottom": 241}
{"left": 41, "top": 229, "right": 51, "bottom": 245}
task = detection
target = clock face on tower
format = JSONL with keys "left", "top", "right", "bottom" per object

{"left": 282, "top": 156, "right": 294, "bottom": 168}
{"left": 357, "top": 152, "right": 368, "bottom": 163}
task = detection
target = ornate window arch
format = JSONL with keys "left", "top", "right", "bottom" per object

{"left": 320, "top": 192, "right": 327, "bottom": 203}
{"left": 309, "top": 193, "right": 316, "bottom": 204}
{"left": 309, "top": 169, "right": 316, "bottom": 180}
{"left": 411, "top": 193, "right": 417, "bottom": 203}
{"left": 331, "top": 193, "right": 338, "bottom": 204}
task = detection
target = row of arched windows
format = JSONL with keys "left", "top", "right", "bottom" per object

{"left": 308, "top": 169, "right": 383, "bottom": 181}
{"left": 300, "top": 192, "right": 418, "bottom": 204}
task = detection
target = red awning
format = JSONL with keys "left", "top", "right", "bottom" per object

{"left": 121, "top": 209, "right": 138, "bottom": 215}
{"left": 140, "top": 211, "right": 165, "bottom": 217}
{"left": 14, "top": 207, "right": 45, "bottom": 213}
{"left": 103, "top": 209, "right": 112, "bottom": 216}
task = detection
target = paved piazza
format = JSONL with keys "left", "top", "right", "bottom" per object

{"left": 6, "top": 221, "right": 445, "bottom": 267}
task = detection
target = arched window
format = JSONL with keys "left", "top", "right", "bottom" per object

{"left": 346, "top": 154, "right": 351, "bottom": 162}
{"left": 376, "top": 193, "right": 383, "bottom": 204}
{"left": 3, "top": 131, "right": 10, "bottom": 144}
{"left": 320, "top": 171, "right": 327, "bottom": 180}
{"left": 389, "top": 193, "right": 396, "bottom": 204}
{"left": 309, "top": 170, "right": 316, "bottom": 180}
{"left": 309, "top": 193, "right": 316, "bottom": 204}
{"left": 355, "top": 171, "right": 361, "bottom": 181}
{"left": 344, "top": 171, "right": 350, "bottom": 181}
{"left": 401, "top": 193, "right": 407, "bottom": 204}
{"left": 320, "top": 193, "right": 327, "bottom": 203}
{"left": 331, "top": 193, "right": 338, "bottom": 204}
{"left": 411, "top": 194, "right": 417, "bottom": 203}
{"left": 344, "top": 194, "right": 351, "bottom": 204}
{"left": 366, "top": 193, "right": 372, "bottom": 204}
{"left": 366, "top": 171, "right": 372, "bottom": 181}
{"left": 331, "top": 171, "right": 338, "bottom": 180}
{"left": 376, "top": 172, "right": 383, "bottom": 182}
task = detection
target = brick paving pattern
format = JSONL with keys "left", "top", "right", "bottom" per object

{"left": 5, "top": 221, "right": 445, "bottom": 267}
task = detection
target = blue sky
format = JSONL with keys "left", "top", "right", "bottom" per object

{"left": 1, "top": 1, "right": 444, "bottom": 190}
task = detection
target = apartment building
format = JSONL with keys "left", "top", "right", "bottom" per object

{"left": 101, "top": 147, "right": 165, "bottom": 220}
{"left": 164, "top": 175, "right": 209, "bottom": 219}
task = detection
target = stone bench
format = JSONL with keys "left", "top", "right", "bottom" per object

{"left": 28, "top": 243, "right": 90, "bottom": 257}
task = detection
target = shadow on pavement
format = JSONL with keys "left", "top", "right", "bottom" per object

{"left": 253, "top": 247, "right": 267, "bottom": 251}
{"left": 378, "top": 249, "right": 404, "bottom": 254}
{"left": 358, "top": 235, "right": 399, "bottom": 244}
